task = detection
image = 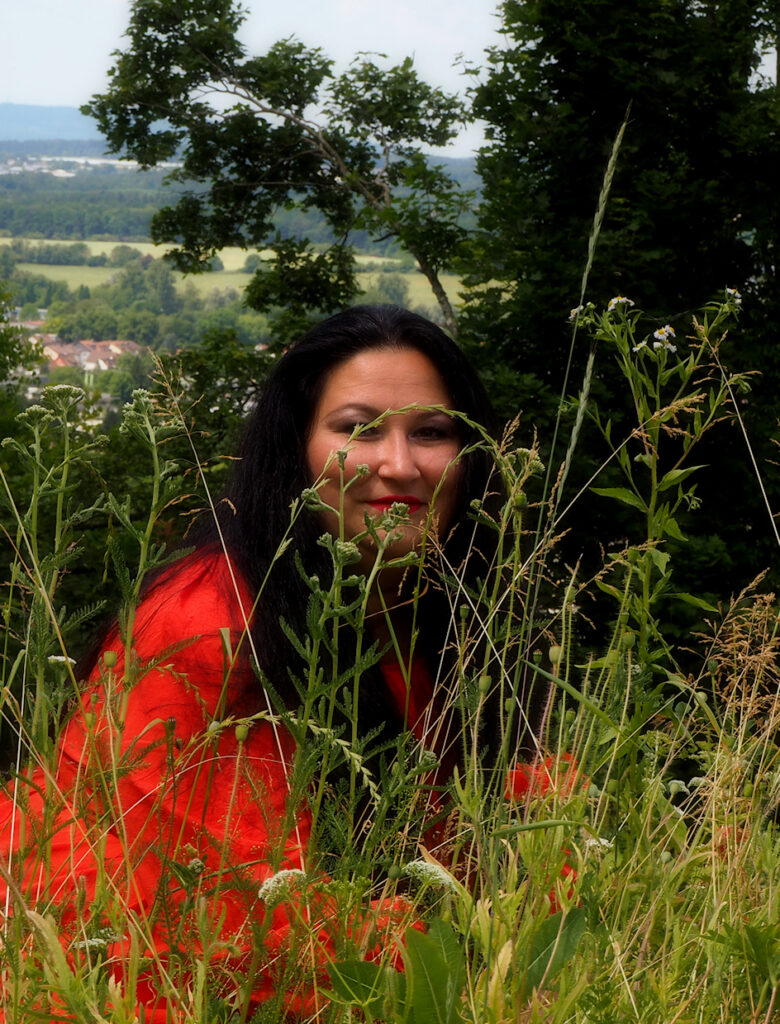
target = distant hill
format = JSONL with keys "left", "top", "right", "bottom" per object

{"left": 0, "top": 103, "right": 102, "bottom": 142}
{"left": 0, "top": 105, "right": 478, "bottom": 175}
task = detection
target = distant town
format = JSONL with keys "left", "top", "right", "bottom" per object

{"left": 0, "top": 154, "right": 181, "bottom": 177}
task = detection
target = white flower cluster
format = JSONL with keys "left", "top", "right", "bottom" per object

{"left": 403, "top": 859, "right": 457, "bottom": 891}
{"left": 652, "top": 324, "right": 677, "bottom": 352}
{"left": 258, "top": 868, "right": 306, "bottom": 904}
{"left": 633, "top": 324, "right": 677, "bottom": 354}
{"left": 607, "top": 295, "right": 634, "bottom": 312}
{"left": 726, "top": 287, "right": 742, "bottom": 305}
{"left": 584, "top": 837, "right": 613, "bottom": 851}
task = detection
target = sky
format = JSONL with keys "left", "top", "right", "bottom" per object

{"left": 1, "top": 0, "right": 504, "bottom": 155}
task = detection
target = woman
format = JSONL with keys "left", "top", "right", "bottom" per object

{"left": 0, "top": 306, "right": 528, "bottom": 1020}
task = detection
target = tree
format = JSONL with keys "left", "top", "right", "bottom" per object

{"left": 105, "top": 349, "right": 156, "bottom": 402}
{"left": 145, "top": 258, "right": 179, "bottom": 315}
{"left": 459, "top": 0, "right": 780, "bottom": 594}
{"left": 84, "top": 0, "right": 472, "bottom": 337}
{"left": 1, "top": 286, "right": 37, "bottom": 383}
{"left": 0, "top": 285, "right": 41, "bottom": 436}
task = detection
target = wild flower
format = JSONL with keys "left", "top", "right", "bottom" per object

{"left": 403, "top": 859, "right": 457, "bottom": 891}
{"left": 334, "top": 540, "right": 361, "bottom": 565}
{"left": 607, "top": 295, "right": 634, "bottom": 311}
{"left": 258, "top": 868, "right": 306, "bottom": 904}
{"left": 73, "top": 928, "right": 120, "bottom": 952}
{"left": 652, "top": 325, "right": 677, "bottom": 352}
{"left": 584, "top": 837, "right": 613, "bottom": 852}
{"left": 513, "top": 447, "right": 545, "bottom": 476}
{"left": 569, "top": 305, "right": 584, "bottom": 321}
{"left": 726, "top": 286, "right": 742, "bottom": 305}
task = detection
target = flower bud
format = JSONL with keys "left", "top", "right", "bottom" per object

{"left": 103, "top": 650, "right": 117, "bottom": 668}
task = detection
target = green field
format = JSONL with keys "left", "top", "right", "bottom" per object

{"left": 13, "top": 241, "right": 462, "bottom": 310}
{"left": 12, "top": 238, "right": 406, "bottom": 273}
{"left": 13, "top": 238, "right": 255, "bottom": 273}
{"left": 16, "top": 262, "right": 119, "bottom": 289}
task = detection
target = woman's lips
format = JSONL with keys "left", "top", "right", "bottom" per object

{"left": 366, "top": 496, "right": 424, "bottom": 513}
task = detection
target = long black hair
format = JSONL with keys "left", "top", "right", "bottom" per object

{"left": 191, "top": 305, "right": 504, "bottom": 721}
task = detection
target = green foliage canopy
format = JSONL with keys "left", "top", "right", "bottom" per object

{"left": 458, "top": 0, "right": 780, "bottom": 597}
{"left": 84, "top": 0, "right": 472, "bottom": 337}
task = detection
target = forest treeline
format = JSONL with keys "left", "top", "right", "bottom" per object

{"left": 0, "top": 159, "right": 478, "bottom": 249}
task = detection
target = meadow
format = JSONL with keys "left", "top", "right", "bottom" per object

{"left": 1, "top": 280, "right": 778, "bottom": 1022}
{"left": 11, "top": 238, "right": 459, "bottom": 311}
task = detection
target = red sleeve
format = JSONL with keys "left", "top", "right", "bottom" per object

{"left": 0, "top": 551, "right": 320, "bottom": 1020}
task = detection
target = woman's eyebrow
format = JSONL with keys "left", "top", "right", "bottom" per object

{"left": 325, "top": 403, "right": 452, "bottom": 417}
{"left": 322, "top": 403, "right": 382, "bottom": 419}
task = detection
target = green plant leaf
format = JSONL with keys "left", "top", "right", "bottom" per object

{"left": 591, "top": 486, "right": 647, "bottom": 512}
{"left": 647, "top": 547, "right": 671, "bottom": 575}
{"left": 660, "top": 516, "right": 686, "bottom": 541}
{"left": 522, "top": 908, "right": 586, "bottom": 998}
{"left": 657, "top": 465, "right": 705, "bottom": 492}
{"left": 404, "top": 919, "right": 465, "bottom": 1024}
{"left": 326, "top": 960, "right": 401, "bottom": 1018}
{"left": 672, "top": 591, "right": 719, "bottom": 612}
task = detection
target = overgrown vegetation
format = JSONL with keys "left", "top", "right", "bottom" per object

{"left": 1, "top": 0, "right": 779, "bottom": 1017}
{"left": 1, "top": 287, "right": 778, "bottom": 1021}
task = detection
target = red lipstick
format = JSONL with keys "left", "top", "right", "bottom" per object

{"left": 366, "top": 495, "right": 424, "bottom": 513}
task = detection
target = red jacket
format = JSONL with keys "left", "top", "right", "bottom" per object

{"left": 0, "top": 550, "right": 418, "bottom": 1020}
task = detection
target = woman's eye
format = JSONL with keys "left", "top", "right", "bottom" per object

{"left": 338, "top": 421, "right": 379, "bottom": 437}
{"left": 415, "top": 424, "right": 456, "bottom": 441}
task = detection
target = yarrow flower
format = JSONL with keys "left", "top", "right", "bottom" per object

{"left": 258, "top": 868, "right": 305, "bottom": 904}
{"left": 652, "top": 324, "right": 677, "bottom": 352}
{"left": 403, "top": 859, "right": 457, "bottom": 891}
{"left": 607, "top": 295, "right": 634, "bottom": 312}
{"left": 584, "top": 837, "right": 613, "bottom": 852}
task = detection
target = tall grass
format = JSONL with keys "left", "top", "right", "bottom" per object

{"left": 1, "top": 278, "right": 778, "bottom": 1022}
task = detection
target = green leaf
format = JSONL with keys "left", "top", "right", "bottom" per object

{"left": 326, "top": 960, "right": 401, "bottom": 1017}
{"left": 595, "top": 579, "right": 623, "bottom": 600}
{"left": 657, "top": 465, "right": 705, "bottom": 492}
{"left": 646, "top": 547, "right": 671, "bottom": 575}
{"left": 660, "top": 516, "right": 686, "bottom": 541}
{"left": 523, "top": 908, "right": 586, "bottom": 997}
{"left": 404, "top": 919, "right": 465, "bottom": 1024}
{"left": 107, "top": 492, "right": 139, "bottom": 538}
{"left": 591, "top": 486, "right": 647, "bottom": 512}
{"left": 672, "top": 592, "right": 718, "bottom": 613}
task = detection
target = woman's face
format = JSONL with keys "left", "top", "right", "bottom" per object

{"left": 305, "top": 346, "right": 462, "bottom": 571}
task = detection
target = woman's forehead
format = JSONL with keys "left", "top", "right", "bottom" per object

{"left": 315, "top": 347, "right": 452, "bottom": 414}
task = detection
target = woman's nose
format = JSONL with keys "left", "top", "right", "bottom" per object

{"left": 377, "top": 432, "right": 421, "bottom": 482}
